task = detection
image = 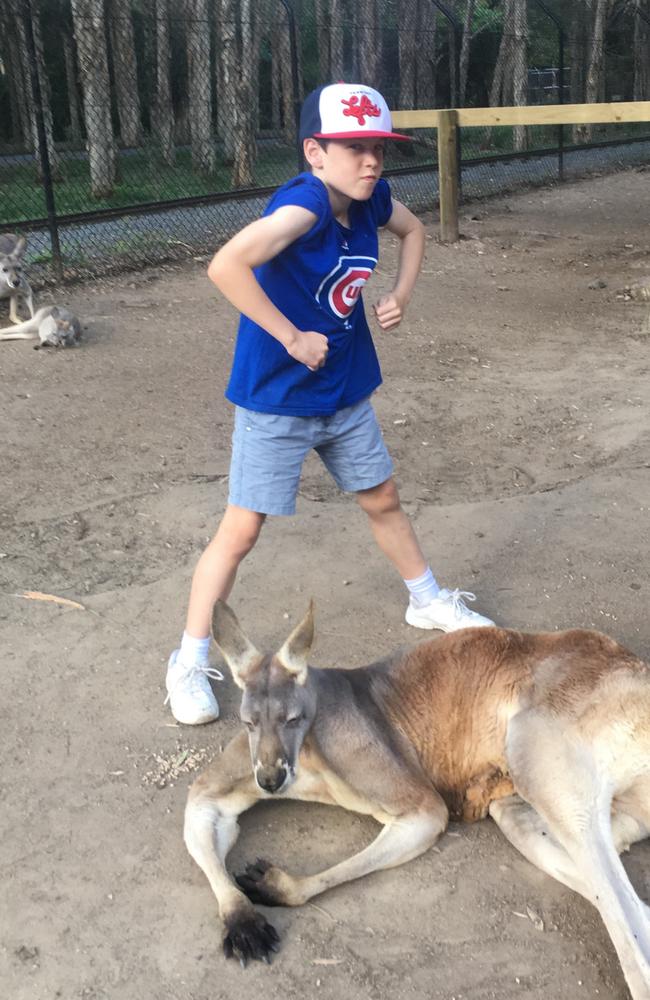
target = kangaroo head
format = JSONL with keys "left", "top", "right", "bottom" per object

{"left": 212, "top": 600, "right": 317, "bottom": 794}
{"left": 1, "top": 256, "right": 23, "bottom": 289}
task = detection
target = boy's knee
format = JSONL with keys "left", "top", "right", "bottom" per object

{"left": 218, "top": 510, "right": 265, "bottom": 559}
{"left": 356, "top": 478, "right": 401, "bottom": 517}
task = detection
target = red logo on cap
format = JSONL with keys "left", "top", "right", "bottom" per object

{"left": 341, "top": 94, "right": 381, "bottom": 127}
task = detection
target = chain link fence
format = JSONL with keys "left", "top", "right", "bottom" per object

{"left": 1, "top": 0, "right": 649, "bottom": 284}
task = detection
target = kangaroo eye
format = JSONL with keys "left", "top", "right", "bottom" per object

{"left": 243, "top": 720, "right": 255, "bottom": 731}
{"left": 285, "top": 716, "right": 302, "bottom": 727}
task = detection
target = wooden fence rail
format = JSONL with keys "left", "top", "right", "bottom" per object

{"left": 391, "top": 101, "right": 650, "bottom": 242}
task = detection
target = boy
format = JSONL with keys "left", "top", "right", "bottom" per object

{"left": 165, "top": 83, "right": 494, "bottom": 725}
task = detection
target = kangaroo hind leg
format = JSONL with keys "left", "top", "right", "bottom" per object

{"left": 500, "top": 710, "right": 650, "bottom": 1000}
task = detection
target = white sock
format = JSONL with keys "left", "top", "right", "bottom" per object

{"left": 404, "top": 567, "right": 440, "bottom": 608}
{"left": 179, "top": 631, "right": 211, "bottom": 665}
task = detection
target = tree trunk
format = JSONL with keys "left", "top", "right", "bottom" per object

{"left": 357, "top": 0, "right": 381, "bottom": 88}
{"left": 511, "top": 0, "right": 528, "bottom": 151}
{"left": 185, "top": 0, "right": 215, "bottom": 174}
{"left": 62, "top": 33, "right": 83, "bottom": 146}
{"left": 12, "top": 0, "right": 60, "bottom": 173}
{"left": 270, "top": 20, "right": 282, "bottom": 132}
{"left": 71, "top": 0, "right": 116, "bottom": 197}
{"left": 153, "top": 0, "right": 174, "bottom": 165}
{"left": 328, "top": 0, "right": 344, "bottom": 79}
{"left": 583, "top": 0, "right": 609, "bottom": 141}
{"left": 585, "top": 0, "right": 608, "bottom": 102}
{"left": 398, "top": 0, "right": 418, "bottom": 109}
{"left": 217, "top": 0, "right": 237, "bottom": 162}
{"left": 569, "top": 1, "right": 589, "bottom": 141}
{"left": 232, "top": 0, "right": 256, "bottom": 187}
{"left": 416, "top": 0, "right": 436, "bottom": 108}
{"left": 277, "top": 8, "right": 297, "bottom": 145}
{"left": 107, "top": 0, "right": 143, "bottom": 148}
{"left": 314, "top": 0, "right": 329, "bottom": 83}
{"left": 459, "top": 0, "right": 476, "bottom": 106}
{"left": 0, "top": 14, "right": 30, "bottom": 148}
{"left": 489, "top": 0, "right": 514, "bottom": 108}
{"left": 634, "top": 0, "right": 650, "bottom": 101}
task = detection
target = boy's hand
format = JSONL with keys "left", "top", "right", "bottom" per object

{"left": 286, "top": 330, "right": 329, "bottom": 371}
{"left": 373, "top": 292, "right": 405, "bottom": 331}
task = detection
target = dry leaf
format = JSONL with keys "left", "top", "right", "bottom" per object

{"left": 526, "top": 905, "right": 545, "bottom": 931}
{"left": 15, "top": 591, "right": 85, "bottom": 610}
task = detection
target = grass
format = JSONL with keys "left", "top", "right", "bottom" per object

{"left": 0, "top": 145, "right": 300, "bottom": 224}
{"left": 2, "top": 124, "right": 648, "bottom": 225}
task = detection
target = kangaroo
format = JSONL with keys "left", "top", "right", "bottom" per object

{"left": 185, "top": 601, "right": 650, "bottom": 997}
{"left": 0, "top": 234, "right": 34, "bottom": 323}
{"left": 0, "top": 306, "right": 81, "bottom": 349}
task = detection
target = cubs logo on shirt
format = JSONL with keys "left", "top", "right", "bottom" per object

{"left": 316, "top": 255, "right": 377, "bottom": 320}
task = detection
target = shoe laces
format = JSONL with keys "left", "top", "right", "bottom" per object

{"left": 164, "top": 662, "right": 224, "bottom": 705}
{"left": 445, "top": 588, "right": 477, "bottom": 618}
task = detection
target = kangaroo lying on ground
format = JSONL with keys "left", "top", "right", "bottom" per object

{"left": 0, "top": 306, "right": 81, "bottom": 348}
{"left": 185, "top": 602, "right": 650, "bottom": 997}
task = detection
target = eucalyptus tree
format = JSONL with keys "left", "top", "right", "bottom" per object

{"left": 70, "top": 0, "right": 116, "bottom": 197}
{"left": 107, "top": 0, "right": 143, "bottom": 148}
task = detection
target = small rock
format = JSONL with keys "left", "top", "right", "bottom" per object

{"left": 587, "top": 279, "right": 607, "bottom": 290}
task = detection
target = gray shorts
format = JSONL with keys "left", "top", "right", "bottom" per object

{"left": 228, "top": 398, "right": 394, "bottom": 516}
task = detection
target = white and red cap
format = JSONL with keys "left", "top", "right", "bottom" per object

{"left": 299, "top": 83, "right": 410, "bottom": 142}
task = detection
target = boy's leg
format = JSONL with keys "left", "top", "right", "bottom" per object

{"left": 186, "top": 505, "right": 266, "bottom": 639}
{"left": 355, "top": 478, "right": 495, "bottom": 632}
{"left": 166, "top": 505, "right": 265, "bottom": 726}
{"left": 167, "top": 405, "right": 314, "bottom": 725}
{"left": 355, "top": 477, "right": 427, "bottom": 579}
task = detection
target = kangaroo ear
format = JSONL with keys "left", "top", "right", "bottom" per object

{"left": 11, "top": 236, "right": 26, "bottom": 258}
{"left": 276, "top": 600, "right": 314, "bottom": 686}
{"left": 212, "top": 600, "right": 261, "bottom": 690}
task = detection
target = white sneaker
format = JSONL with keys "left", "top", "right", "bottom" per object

{"left": 164, "top": 650, "right": 223, "bottom": 725}
{"left": 405, "top": 588, "right": 495, "bottom": 632}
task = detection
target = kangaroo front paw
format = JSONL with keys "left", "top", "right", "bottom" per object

{"left": 236, "top": 857, "right": 301, "bottom": 907}
{"left": 222, "top": 904, "right": 280, "bottom": 966}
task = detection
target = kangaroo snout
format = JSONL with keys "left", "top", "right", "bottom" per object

{"left": 255, "top": 763, "right": 288, "bottom": 794}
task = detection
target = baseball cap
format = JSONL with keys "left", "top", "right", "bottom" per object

{"left": 299, "top": 83, "right": 411, "bottom": 142}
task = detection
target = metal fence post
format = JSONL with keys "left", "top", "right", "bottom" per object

{"left": 530, "top": 0, "right": 566, "bottom": 182}
{"left": 277, "top": 0, "right": 303, "bottom": 174}
{"left": 22, "top": 0, "right": 63, "bottom": 279}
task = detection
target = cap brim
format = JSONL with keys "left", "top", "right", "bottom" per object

{"left": 312, "top": 130, "right": 412, "bottom": 142}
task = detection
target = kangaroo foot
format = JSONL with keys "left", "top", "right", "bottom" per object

{"left": 236, "top": 857, "right": 300, "bottom": 907}
{"left": 222, "top": 901, "right": 280, "bottom": 966}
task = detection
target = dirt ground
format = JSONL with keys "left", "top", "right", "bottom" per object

{"left": 2, "top": 168, "right": 650, "bottom": 1000}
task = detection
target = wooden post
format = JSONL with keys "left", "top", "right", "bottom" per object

{"left": 437, "top": 109, "right": 459, "bottom": 243}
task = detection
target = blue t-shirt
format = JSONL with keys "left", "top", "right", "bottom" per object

{"left": 225, "top": 172, "right": 393, "bottom": 416}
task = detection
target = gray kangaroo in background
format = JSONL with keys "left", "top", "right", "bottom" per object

{"left": 0, "top": 305, "right": 82, "bottom": 349}
{"left": 184, "top": 601, "right": 650, "bottom": 998}
{"left": 0, "top": 234, "right": 34, "bottom": 324}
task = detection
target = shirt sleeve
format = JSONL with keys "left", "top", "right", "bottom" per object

{"left": 263, "top": 173, "right": 331, "bottom": 242}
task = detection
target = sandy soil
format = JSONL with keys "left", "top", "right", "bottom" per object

{"left": 1, "top": 168, "right": 650, "bottom": 1000}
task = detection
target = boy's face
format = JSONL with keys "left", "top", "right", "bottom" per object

{"left": 304, "top": 137, "right": 385, "bottom": 202}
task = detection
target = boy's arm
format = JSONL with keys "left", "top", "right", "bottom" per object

{"left": 373, "top": 200, "right": 425, "bottom": 331}
{"left": 208, "top": 206, "right": 329, "bottom": 370}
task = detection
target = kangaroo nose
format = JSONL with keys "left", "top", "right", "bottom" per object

{"left": 256, "top": 765, "right": 287, "bottom": 794}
